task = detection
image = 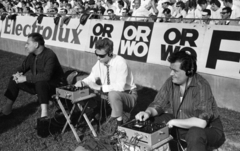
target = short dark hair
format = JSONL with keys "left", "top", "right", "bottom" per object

{"left": 54, "top": 2, "right": 59, "bottom": 6}
{"left": 163, "top": 8, "right": 171, "bottom": 14}
{"left": 168, "top": 50, "right": 197, "bottom": 75}
{"left": 107, "top": 0, "right": 113, "bottom": 5}
{"left": 223, "top": 0, "right": 232, "bottom": 3}
{"left": 210, "top": 0, "right": 221, "bottom": 8}
{"left": 107, "top": 9, "right": 114, "bottom": 13}
{"left": 118, "top": 0, "right": 124, "bottom": 7}
{"left": 222, "top": 7, "right": 232, "bottom": 14}
{"left": 198, "top": 0, "right": 207, "bottom": 5}
{"left": 202, "top": 9, "right": 211, "bottom": 16}
{"left": 176, "top": 1, "right": 185, "bottom": 9}
{"left": 28, "top": 33, "right": 45, "bottom": 46}
{"left": 95, "top": 38, "right": 113, "bottom": 54}
{"left": 122, "top": 8, "right": 129, "bottom": 13}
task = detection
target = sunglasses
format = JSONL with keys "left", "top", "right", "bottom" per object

{"left": 221, "top": 12, "right": 227, "bottom": 15}
{"left": 95, "top": 51, "right": 108, "bottom": 58}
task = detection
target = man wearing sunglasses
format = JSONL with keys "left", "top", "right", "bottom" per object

{"left": 75, "top": 38, "right": 137, "bottom": 137}
{"left": 219, "top": 7, "right": 232, "bottom": 25}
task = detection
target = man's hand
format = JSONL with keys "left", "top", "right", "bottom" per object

{"left": 13, "top": 72, "right": 25, "bottom": 83}
{"left": 75, "top": 80, "right": 84, "bottom": 87}
{"left": 135, "top": 111, "right": 150, "bottom": 121}
{"left": 13, "top": 72, "right": 23, "bottom": 81}
{"left": 15, "top": 75, "right": 26, "bottom": 83}
{"left": 88, "top": 83, "right": 101, "bottom": 91}
{"left": 166, "top": 119, "right": 176, "bottom": 128}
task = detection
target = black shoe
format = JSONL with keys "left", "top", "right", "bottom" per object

{"left": 0, "top": 111, "right": 13, "bottom": 120}
{"left": 99, "top": 117, "right": 119, "bottom": 137}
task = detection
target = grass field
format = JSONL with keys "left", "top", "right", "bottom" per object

{"left": 0, "top": 49, "right": 240, "bottom": 151}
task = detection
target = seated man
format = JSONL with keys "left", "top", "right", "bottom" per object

{"left": 135, "top": 50, "right": 225, "bottom": 151}
{"left": 75, "top": 38, "right": 137, "bottom": 136}
{"left": 0, "top": 33, "right": 64, "bottom": 118}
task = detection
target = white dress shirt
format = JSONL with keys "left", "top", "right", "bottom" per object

{"left": 230, "top": 5, "right": 240, "bottom": 19}
{"left": 82, "top": 55, "right": 136, "bottom": 93}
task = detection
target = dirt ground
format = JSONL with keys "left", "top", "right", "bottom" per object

{"left": 0, "top": 50, "right": 240, "bottom": 151}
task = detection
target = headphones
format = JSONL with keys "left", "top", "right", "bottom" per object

{"left": 107, "top": 49, "right": 113, "bottom": 57}
{"left": 185, "top": 51, "right": 195, "bottom": 77}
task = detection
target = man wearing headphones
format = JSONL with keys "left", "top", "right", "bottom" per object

{"left": 135, "top": 50, "right": 225, "bottom": 151}
{"left": 75, "top": 38, "right": 137, "bottom": 136}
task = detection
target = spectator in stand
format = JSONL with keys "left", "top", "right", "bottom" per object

{"left": 48, "top": 7, "right": 58, "bottom": 17}
{"left": 145, "top": 0, "right": 159, "bottom": 17}
{"left": 157, "top": 0, "right": 173, "bottom": 22}
{"left": 184, "top": 0, "right": 198, "bottom": 23}
{"left": 107, "top": 8, "right": 118, "bottom": 20}
{"left": 96, "top": 0, "right": 106, "bottom": 15}
{"left": 193, "top": 0, "right": 209, "bottom": 23}
{"left": 6, "top": 2, "right": 16, "bottom": 13}
{"left": 115, "top": 0, "right": 125, "bottom": 16}
{"left": 121, "top": 7, "right": 130, "bottom": 20}
{"left": 34, "top": 2, "right": 42, "bottom": 12}
{"left": 66, "top": 3, "right": 73, "bottom": 15}
{"left": 45, "top": 0, "right": 55, "bottom": 14}
{"left": 160, "top": 8, "right": 172, "bottom": 22}
{"left": 31, "top": 0, "right": 37, "bottom": 9}
{"left": 59, "top": 0, "right": 66, "bottom": 11}
{"left": 54, "top": 2, "right": 59, "bottom": 10}
{"left": 129, "top": 0, "right": 155, "bottom": 21}
{"left": 105, "top": 0, "right": 117, "bottom": 14}
{"left": 169, "top": 0, "right": 177, "bottom": 15}
{"left": 0, "top": 4, "right": 7, "bottom": 15}
{"left": 26, "top": 2, "right": 35, "bottom": 13}
{"left": 201, "top": 9, "right": 213, "bottom": 24}
{"left": 17, "top": 7, "right": 23, "bottom": 15}
{"left": 222, "top": 0, "right": 240, "bottom": 25}
{"left": 36, "top": 6, "right": 44, "bottom": 15}
{"left": 21, "top": 1, "right": 27, "bottom": 10}
{"left": 210, "top": 0, "right": 222, "bottom": 25}
{"left": 219, "top": 7, "right": 232, "bottom": 25}
{"left": 62, "top": 0, "right": 68, "bottom": 8}
{"left": 23, "top": 6, "right": 31, "bottom": 16}
{"left": 84, "top": 1, "right": 89, "bottom": 11}
{"left": 171, "top": 1, "right": 187, "bottom": 23}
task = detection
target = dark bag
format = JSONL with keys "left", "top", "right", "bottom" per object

{"left": 37, "top": 112, "right": 66, "bottom": 138}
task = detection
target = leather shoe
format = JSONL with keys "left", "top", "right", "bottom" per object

{"left": 0, "top": 111, "right": 13, "bottom": 119}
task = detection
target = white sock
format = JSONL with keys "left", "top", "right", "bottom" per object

{"left": 40, "top": 104, "right": 48, "bottom": 117}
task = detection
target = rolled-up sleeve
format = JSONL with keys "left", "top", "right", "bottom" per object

{"left": 148, "top": 78, "right": 172, "bottom": 115}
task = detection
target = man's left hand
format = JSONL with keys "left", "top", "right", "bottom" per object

{"left": 15, "top": 75, "right": 27, "bottom": 83}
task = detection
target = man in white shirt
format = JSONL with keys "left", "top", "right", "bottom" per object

{"left": 210, "top": 0, "right": 222, "bottom": 25}
{"left": 157, "top": 0, "right": 173, "bottom": 22}
{"left": 75, "top": 38, "right": 138, "bottom": 136}
{"left": 222, "top": 0, "right": 240, "bottom": 25}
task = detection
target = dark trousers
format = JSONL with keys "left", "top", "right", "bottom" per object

{"left": 154, "top": 114, "right": 225, "bottom": 151}
{"left": 4, "top": 77, "right": 56, "bottom": 104}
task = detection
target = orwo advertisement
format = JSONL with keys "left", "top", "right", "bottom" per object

{"left": 0, "top": 17, "right": 240, "bottom": 80}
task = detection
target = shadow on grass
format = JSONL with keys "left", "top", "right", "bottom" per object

{"left": 0, "top": 101, "right": 38, "bottom": 135}
{"left": 130, "top": 85, "right": 158, "bottom": 119}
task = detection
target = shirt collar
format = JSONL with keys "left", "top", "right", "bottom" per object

{"left": 105, "top": 55, "right": 116, "bottom": 67}
{"left": 188, "top": 73, "right": 198, "bottom": 87}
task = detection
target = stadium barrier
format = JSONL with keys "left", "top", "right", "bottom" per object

{"left": 0, "top": 16, "right": 240, "bottom": 112}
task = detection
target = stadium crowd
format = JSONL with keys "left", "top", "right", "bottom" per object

{"left": 0, "top": 0, "right": 240, "bottom": 25}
